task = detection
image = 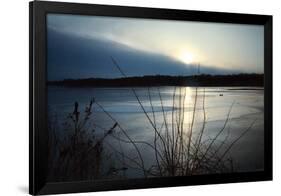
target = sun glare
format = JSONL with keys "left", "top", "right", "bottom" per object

{"left": 178, "top": 50, "right": 194, "bottom": 64}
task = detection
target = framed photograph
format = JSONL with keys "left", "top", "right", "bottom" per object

{"left": 29, "top": 1, "right": 272, "bottom": 195}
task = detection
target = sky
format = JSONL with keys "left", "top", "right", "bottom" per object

{"left": 47, "top": 14, "right": 264, "bottom": 80}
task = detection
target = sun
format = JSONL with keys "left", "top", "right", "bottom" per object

{"left": 178, "top": 50, "right": 194, "bottom": 64}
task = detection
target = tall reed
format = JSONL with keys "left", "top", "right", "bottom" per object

{"left": 107, "top": 57, "right": 256, "bottom": 177}
{"left": 48, "top": 57, "right": 256, "bottom": 180}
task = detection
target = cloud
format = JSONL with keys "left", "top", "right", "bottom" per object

{"left": 47, "top": 28, "right": 235, "bottom": 81}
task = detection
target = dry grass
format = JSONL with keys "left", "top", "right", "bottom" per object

{"left": 48, "top": 99, "right": 121, "bottom": 181}
{"left": 108, "top": 57, "right": 256, "bottom": 177}
{"left": 47, "top": 57, "right": 256, "bottom": 181}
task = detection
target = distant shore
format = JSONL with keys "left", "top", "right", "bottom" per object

{"left": 47, "top": 74, "right": 264, "bottom": 87}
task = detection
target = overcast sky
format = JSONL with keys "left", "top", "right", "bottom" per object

{"left": 47, "top": 14, "right": 264, "bottom": 80}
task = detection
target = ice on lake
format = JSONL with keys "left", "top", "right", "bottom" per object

{"left": 48, "top": 86, "right": 264, "bottom": 178}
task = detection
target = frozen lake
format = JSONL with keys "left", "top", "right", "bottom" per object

{"left": 48, "top": 86, "right": 264, "bottom": 179}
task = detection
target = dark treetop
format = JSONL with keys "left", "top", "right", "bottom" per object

{"left": 47, "top": 74, "right": 263, "bottom": 87}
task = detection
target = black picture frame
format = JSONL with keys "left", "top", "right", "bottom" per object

{"left": 29, "top": 1, "right": 273, "bottom": 195}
